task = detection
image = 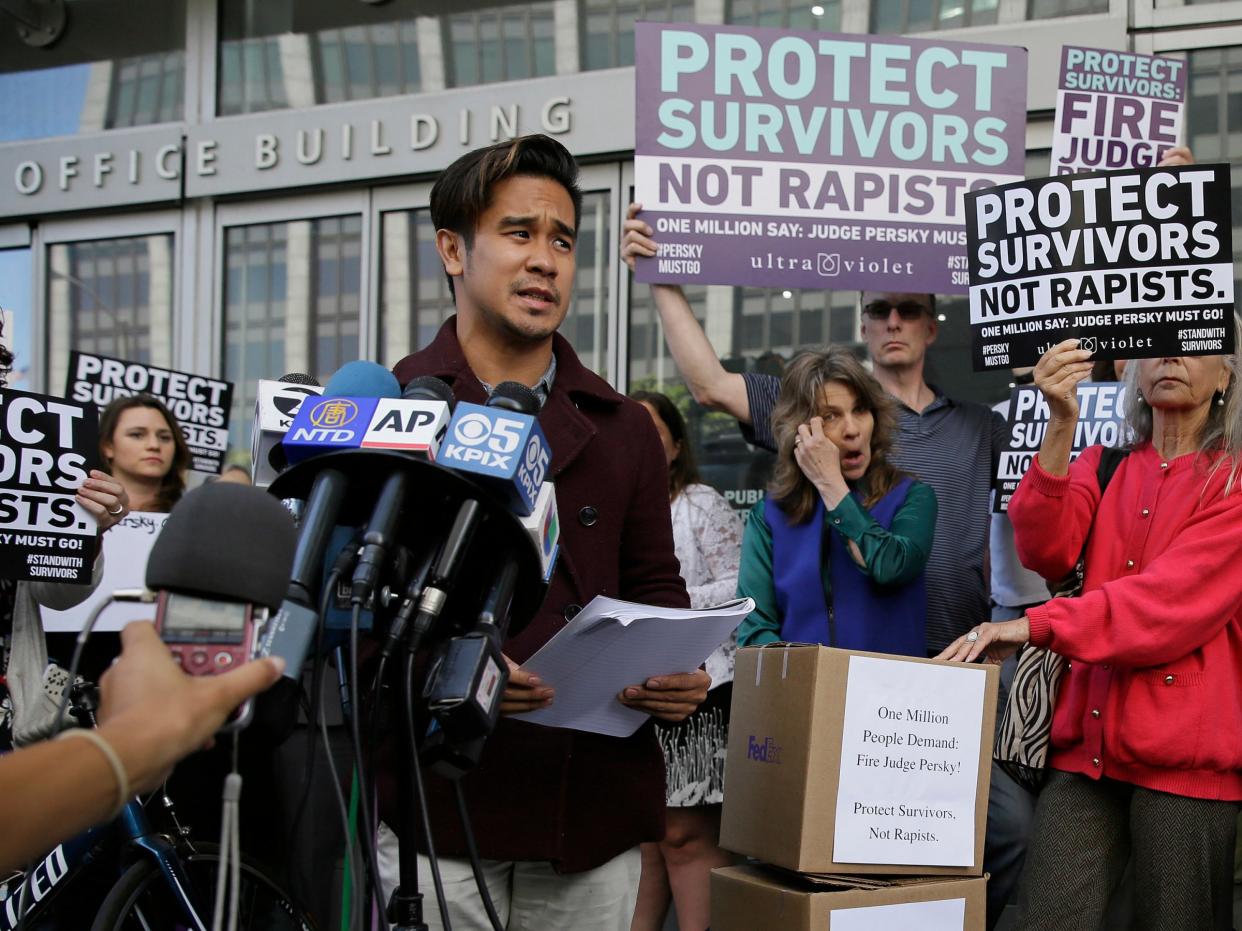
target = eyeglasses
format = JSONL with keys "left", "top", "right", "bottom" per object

{"left": 863, "top": 300, "right": 930, "bottom": 321}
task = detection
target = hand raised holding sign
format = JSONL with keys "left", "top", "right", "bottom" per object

{"left": 1033, "top": 339, "right": 1094, "bottom": 476}
{"left": 75, "top": 469, "right": 130, "bottom": 532}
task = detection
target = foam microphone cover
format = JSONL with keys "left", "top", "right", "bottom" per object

{"left": 488, "top": 381, "right": 541, "bottom": 415}
{"left": 322, "top": 360, "right": 400, "bottom": 399}
{"left": 145, "top": 483, "right": 297, "bottom": 612}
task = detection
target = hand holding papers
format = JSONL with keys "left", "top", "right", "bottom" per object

{"left": 511, "top": 595, "right": 754, "bottom": 737}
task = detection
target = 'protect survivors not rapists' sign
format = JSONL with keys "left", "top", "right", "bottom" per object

{"left": 66, "top": 352, "right": 233, "bottom": 475}
{"left": 966, "top": 164, "right": 1234, "bottom": 370}
{"left": 1051, "top": 46, "right": 1186, "bottom": 175}
{"left": 994, "top": 382, "right": 1128, "bottom": 512}
{"left": 634, "top": 23, "right": 1028, "bottom": 295}
{"left": 0, "top": 389, "right": 99, "bottom": 584}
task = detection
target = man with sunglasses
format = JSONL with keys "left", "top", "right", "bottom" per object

{"left": 622, "top": 206, "right": 1005, "bottom": 659}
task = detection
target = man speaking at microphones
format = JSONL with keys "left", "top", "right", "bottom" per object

{"left": 380, "top": 134, "right": 707, "bottom": 930}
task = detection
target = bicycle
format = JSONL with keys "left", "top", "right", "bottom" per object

{"left": 0, "top": 682, "right": 316, "bottom": 931}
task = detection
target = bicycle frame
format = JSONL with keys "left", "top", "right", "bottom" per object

{"left": 0, "top": 796, "right": 210, "bottom": 931}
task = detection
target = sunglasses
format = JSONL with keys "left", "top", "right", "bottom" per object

{"left": 863, "top": 300, "right": 930, "bottom": 321}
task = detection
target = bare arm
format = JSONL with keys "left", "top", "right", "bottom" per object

{"left": 622, "top": 203, "right": 752, "bottom": 424}
{"left": 0, "top": 623, "right": 283, "bottom": 873}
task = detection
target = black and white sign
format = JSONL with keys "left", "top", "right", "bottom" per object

{"left": 967, "top": 165, "right": 1235, "bottom": 370}
{"left": 0, "top": 389, "right": 99, "bottom": 584}
{"left": 66, "top": 352, "right": 233, "bottom": 475}
{"left": 993, "top": 382, "right": 1128, "bottom": 512}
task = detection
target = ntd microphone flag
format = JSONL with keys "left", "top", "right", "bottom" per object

{"left": 440, "top": 402, "right": 550, "bottom": 515}
{"left": 283, "top": 395, "right": 378, "bottom": 462}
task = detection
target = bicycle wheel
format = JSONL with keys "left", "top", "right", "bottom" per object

{"left": 89, "top": 843, "right": 316, "bottom": 931}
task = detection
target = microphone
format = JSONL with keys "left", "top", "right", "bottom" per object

{"left": 438, "top": 381, "right": 551, "bottom": 516}
{"left": 520, "top": 479, "right": 559, "bottom": 582}
{"left": 147, "top": 484, "right": 296, "bottom": 724}
{"left": 250, "top": 374, "right": 323, "bottom": 488}
{"left": 281, "top": 362, "right": 401, "bottom": 464}
{"left": 349, "top": 376, "right": 456, "bottom": 605}
{"left": 259, "top": 361, "right": 400, "bottom": 677}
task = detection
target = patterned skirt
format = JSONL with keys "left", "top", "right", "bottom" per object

{"left": 654, "top": 683, "right": 732, "bottom": 807}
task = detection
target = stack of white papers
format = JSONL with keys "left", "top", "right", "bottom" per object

{"left": 512, "top": 595, "right": 754, "bottom": 737}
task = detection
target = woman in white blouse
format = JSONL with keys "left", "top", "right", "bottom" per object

{"left": 630, "top": 391, "right": 744, "bottom": 931}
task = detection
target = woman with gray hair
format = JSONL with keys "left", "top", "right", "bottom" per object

{"left": 937, "top": 325, "right": 1242, "bottom": 930}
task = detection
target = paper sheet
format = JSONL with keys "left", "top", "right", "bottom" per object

{"left": 512, "top": 595, "right": 753, "bottom": 737}
{"left": 830, "top": 896, "right": 966, "bottom": 930}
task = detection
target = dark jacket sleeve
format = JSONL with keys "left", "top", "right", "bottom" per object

{"left": 618, "top": 401, "right": 691, "bottom": 610}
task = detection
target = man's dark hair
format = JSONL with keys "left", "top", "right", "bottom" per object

{"left": 430, "top": 134, "right": 583, "bottom": 297}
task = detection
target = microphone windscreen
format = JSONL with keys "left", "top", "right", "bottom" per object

{"left": 488, "top": 381, "right": 541, "bottom": 415}
{"left": 146, "top": 483, "right": 296, "bottom": 611}
{"left": 323, "top": 361, "right": 400, "bottom": 400}
{"left": 403, "top": 375, "right": 456, "bottom": 409}
{"left": 278, "top": 372, "right": 321, "bottom": 387}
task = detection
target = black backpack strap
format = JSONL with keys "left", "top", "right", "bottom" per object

{"left": 1096, "top": 446, "right": 1131, "bottom": 497}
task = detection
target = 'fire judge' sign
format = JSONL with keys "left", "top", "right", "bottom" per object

{"left": 0, "top": 389, "right": 99, "bottom": 584}
{"left": 966, "top": 164, "right": 1234, "bottom": 370}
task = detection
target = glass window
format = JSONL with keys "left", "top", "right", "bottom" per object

{"left": 444, "top": 4, "right": 556, "bottom": 88}
{"left": 222, "top": 216, "right": 362, "bottom": 448}
{"left": 729, "top": 0, "right": 844, "bottom": 30}
{"left": 1188, "top": 48, "right": 1242, "bottom": 300}
{"left": 580, "top": 0, "right": 695, "bottom": 71}
{"left": 0, "top": 0, "right": 185, "bottom": 142}
{"left": 45, "top": 235, "right": 175, "bottom": 395}
{"left": 218, "top": 0, "right": 425, "bottom": 115}
{"left": 1027, "top": 0, "right": 1107, "bottom": 20}
{"left": 0, "top": 249, "right": 33, "bottom": 389}
{"left": 870, "top": 0, "right": 996, "bottom": 33}
{"left": 378, "top": 191, "right": 613, "bottom": 377}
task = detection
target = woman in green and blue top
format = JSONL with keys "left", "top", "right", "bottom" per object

{"left": 737, "top": 347, "right": 937, "bottom": 657}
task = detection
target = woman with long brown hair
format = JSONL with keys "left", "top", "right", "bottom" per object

{"left": 97, "top": 394, "right": 190, "bottom": 513}
{"left": 737, "top": 347, "right": 936, "bottom": 655}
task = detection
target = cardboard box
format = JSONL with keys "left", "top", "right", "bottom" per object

{"left": 721, "top": 645, "right": 998, "bottom": 876}
{"left": 711, "top": 865, "right": 986, "bottom": 930}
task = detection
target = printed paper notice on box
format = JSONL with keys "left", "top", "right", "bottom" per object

{"left": 830, "top": 897, "right": 966, "bottom": 930}
{"left": 833, "top": 656, "right": 986, "bottom": 867}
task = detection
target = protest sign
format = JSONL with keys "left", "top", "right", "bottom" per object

{"left": 833, "top": 656, "right": 986, "bottom": 867}
{"left": 967, "top": 164, "right": 1235, "bottom": 370}
{"left": 1052, "top": 46, "right": 1185, "bottom": 175}
{"left": 0, "top": 389, "right": 99, "bottom": 584}
{"left": 42, "top": 513, "right": 168, "bottom": 632}
{"left": 66, "top": 351, "right": 233, "bottom": 475}
{"left": 633, "top": 23, "right": 1027, "bottom": 294}
{"left": 993, "top": 382, "right": 1128, "bottom": 512}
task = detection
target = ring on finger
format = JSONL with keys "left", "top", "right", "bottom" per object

{"left": 107, "top": 502, "right": 124, "bottom": 516}
{"left": 965, "top": 630, "right": 980, "bottom": 643}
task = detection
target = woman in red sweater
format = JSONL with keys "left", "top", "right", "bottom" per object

{"left": 938, "top": 331, "right": 1242, "bottom": 930}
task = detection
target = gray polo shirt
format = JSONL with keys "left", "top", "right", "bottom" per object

{"left": 740, "top": 371, "right": 1005, "bottom": 653}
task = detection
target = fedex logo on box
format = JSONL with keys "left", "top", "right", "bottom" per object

{"left": 282, "top": 396, "right": 377, "bottom": 462}
{"left": 440, "top": 403, "right": 550, "bottom": 515}
{"left": 746, "top": 735, "right": 782, "bottom": 764}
